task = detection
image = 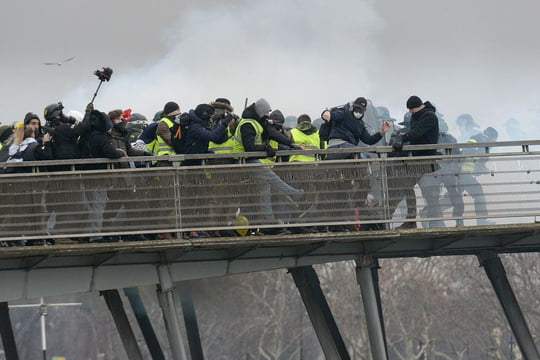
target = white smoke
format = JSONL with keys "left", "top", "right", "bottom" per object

{"left": 63, "top": 0, "right": 384, "bottom": 119}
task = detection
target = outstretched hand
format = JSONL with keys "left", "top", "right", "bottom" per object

{"left": 380, "top": 120, "right": 391, "bottom": 134}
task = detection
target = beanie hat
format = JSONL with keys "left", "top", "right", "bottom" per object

{"left": 254, "top": 98, "right": 271, "bottom": 118}
{"left": 352, "top": 97, "right": 368, "bottom": 111}
{"left": 406, "top": 96, "right": 423, "bottom": 109}
{"left": 269, "top": 110, "right": 285, "bottom": 125}
{"left": 0, "top": 125, "right": 13, "bottom": 143}
{"left": 23, "top": 112, "right": 40, "bottom": 126}
{"left": 297, "top": 114, "right": 312, "bottom": 131}
{"left": 195, "top": 104, "right": 215, "bottom": 121}
{"left": 163, "top": 102, "right": 181, "bottom": 116}
{"left": 211, "top": 98, "right": 234, "bottom": 112}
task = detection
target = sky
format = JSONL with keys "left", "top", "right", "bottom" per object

{"left": 1, "top": 0, "right": 539, "bottom": 138}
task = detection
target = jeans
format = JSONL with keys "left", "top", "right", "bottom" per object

{"left": 247, "top": 159, "right": 303, "bottom": 223}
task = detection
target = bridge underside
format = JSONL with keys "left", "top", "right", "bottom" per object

{"left": 1, "top": 223, "right": 539, "bottom": 302}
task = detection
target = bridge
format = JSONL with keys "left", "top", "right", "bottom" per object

{"left": 1, "top": 141, "right": 540, "bottom": 360}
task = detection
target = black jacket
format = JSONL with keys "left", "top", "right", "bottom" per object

{"left": 50, "top": 123, "right": 80, "bottom": 159}
{"left": 89, "top": 111, "right": 124, "bottom": 160}
{"left": 319, "top": 103, "right": 382, "bottom": 146}
{"left": 239, "top": 105, "right": 293, "bottom": 153}
{"left": 181, "top": 110, "right": 228, "bottom": 155}
{"left": 402, "top": 102, "right": 439, "bottom": 156}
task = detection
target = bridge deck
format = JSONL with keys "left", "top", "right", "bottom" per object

{"left": 1, "top": 223, "right": 539, "bottom": 302}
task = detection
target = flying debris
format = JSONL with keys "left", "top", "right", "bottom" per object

{"left": 43, "top": 56, "right": 76, "bottom": 66}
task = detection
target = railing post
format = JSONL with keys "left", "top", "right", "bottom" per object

{"left": 478, "top": 253, "right": 540, "bottom": 360}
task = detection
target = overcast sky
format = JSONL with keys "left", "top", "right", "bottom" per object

{"left": 1, "top": 0, "right": 539, "bottom": 137}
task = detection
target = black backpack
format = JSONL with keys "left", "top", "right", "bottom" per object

{"left": 171, "top": 113, "right": 191, "bottom": 154}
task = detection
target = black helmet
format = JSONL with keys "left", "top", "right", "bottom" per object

{"left": 44, "top": 102, "right": 64, "bottom": 122}
{"left": 484, "top": 127, "right": 498, "bottom": 141}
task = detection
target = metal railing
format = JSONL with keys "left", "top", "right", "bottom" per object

{"left": 1, "top": 140, "right": 540, "bottom": 243}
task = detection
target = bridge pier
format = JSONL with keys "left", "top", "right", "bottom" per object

{"left": 124, "top": 287, "right": 166, "bottom": 360}
{"left": 478, "top": 253, "right": 540, "bottom": 360}
{"left": 157, "top": 265, "right": 189, "bottom": 360}
{"left": 0, "top": 302, "right": 19, "bottom": 360}
{"left": 355, "top": 257, "right": 388, "bottom": 360}
{"left": 177, "top": 282, "right": 205, "bottom": 360}
{"left": 290, "top": 266, "right": 351, "bottom": 360}
{"left": 101, "top": 289, "right": 144, "bottom": 360}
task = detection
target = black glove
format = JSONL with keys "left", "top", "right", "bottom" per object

{"left": 391, "top": 134, "right": 404, "bottom": 152}
{"left": 85, "top": 103, "right": 94, "bottom": 113}
{"left": 265, "top": 145, "right": 276, "bottom": 157}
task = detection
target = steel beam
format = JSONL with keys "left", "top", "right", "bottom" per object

{"left": 355, "top": 257, "right": 388, "bottom": 360}
{"left": 0, "top": 302, "right": 19, "bottom": 360}
{"left": 289, "top": 266, "right": 350, "bottom": 360}
{"left": 101, "top": 290, "right": 144, "bottom": 360}
{"left": 157, "top": 265, "right": 188, "bottom": 360}
{"left": 124, "top": 287, "right": 165, "bottom": 360}
{"left": 478, "top": 253, "right": 540, "bottom": 360}
{"left": 177, "top": 282, "right": 205, "bottom": 360}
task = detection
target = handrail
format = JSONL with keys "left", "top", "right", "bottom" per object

{"left": 1, "top": 140, "right": 539, "bottom": 169}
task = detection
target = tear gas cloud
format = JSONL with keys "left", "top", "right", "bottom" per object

{"left": 2, "top": 0, "right": 540, "bottom": 140}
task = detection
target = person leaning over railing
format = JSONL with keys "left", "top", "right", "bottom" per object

{"left": 233, "top": 98, "right": 305, "bottom": 234}
{"left": 289, "top": 114, "right": 324, "bottom": 163}
{"left": 389, "top": 96, "right": 439, "bottom": 229}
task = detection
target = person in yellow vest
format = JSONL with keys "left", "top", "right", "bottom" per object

{"left": 156, "top": 101, "right": 181, "bottom": 156}
{"left": 208, "top": 98, "right": 239, "bottom": 158}
{"left": 234, "top": 98, "right": 304, "bottom": 234}
{"left": 289, "top": 114, "right": 323, "bottom": 162}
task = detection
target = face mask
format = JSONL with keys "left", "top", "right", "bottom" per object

{"left": 353, "top": 112, "right": 363, "bottom": 119}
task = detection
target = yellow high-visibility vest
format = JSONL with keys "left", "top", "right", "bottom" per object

{"left": 289, "top": 128, "right": 321, "bottom": 162}
{"left": 209, "top": 128, "right": 236, "bottom": 154}
{"left": 233, "top": 118, "right": 264, "bottom": 152}
{"left": 156, "top": 117, "right": 175, "bottom": 156}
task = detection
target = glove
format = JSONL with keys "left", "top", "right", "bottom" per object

{"left": 85, "top": 103, "right": 94, "bottom": 113}
{"left": 392, "top": 136, "right": 403, "bottom": 151}
{"left": 265, "top": 145, "right": 276, "bottom": 157}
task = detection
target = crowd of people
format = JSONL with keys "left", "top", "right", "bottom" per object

{"left": 0, "top": 94, "right": 510, "bottom": 242}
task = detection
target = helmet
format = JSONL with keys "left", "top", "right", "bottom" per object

{"left": 456, "top": 113, "right": 477, "bottom": 128}
{"left": 44, "top": 102, "right": 64, "bottom": 122}
{"left": 130, "top": 113, "right": 148, "bottom": 124}
{"left": 484, "top": 127, "right": 498, "bottom": 141}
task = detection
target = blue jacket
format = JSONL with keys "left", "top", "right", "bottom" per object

{"left": 181, "top": 110, "right": 228, "bottom": 156}
{"left": 319, "top": 103, "right": 382, "bottom": 146}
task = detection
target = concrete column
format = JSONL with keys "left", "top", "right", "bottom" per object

{"left": 0, "top": 302, "right": 19, "bottom": 360}
{"left": 478, "top": 253, "right": 540, "bottom": 360}
{"left": 290, "top": 266, "right": 351, "bottom": 360}
{"left": 355, "top": 257, "right": 388, "bottom": 360}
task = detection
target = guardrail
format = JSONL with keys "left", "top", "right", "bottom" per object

{"left": 1, "top": 141, "right": 540, "bottom": 243}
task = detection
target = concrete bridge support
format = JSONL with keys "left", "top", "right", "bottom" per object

{"left": 124, "top": 287, "right": 166, "bottom": 360}
{"left": 478, "top": 253, "right": 540, "bottom": 360}
{"left": 101, "top": 289, "right": 144, "bottom": 360}
{"left": 290, "top": 266, "right": 351, "bottom": 360}
{"left": 355, "top": 257, "right": 388, "bottom": 360}
{"left": 177, "top": 282, "right": 205, "bottom": 360}
{"left": 0, "top": 302, "right": 19, "bottom": 360}
{"left": 157, "top": 265, "right": 189, "bottom": 360}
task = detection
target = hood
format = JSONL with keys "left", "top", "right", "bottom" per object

{"left": 423, "top": 101, "right": 436, "bottom": 113}
{"left": 188, "top": 109, "right": 208, "bottom": 126}
{"left": 90, "top": 110, "right": 112, "bottom": 133}
{"left": 241, "top": 104, "right": 260, "bottom": 121}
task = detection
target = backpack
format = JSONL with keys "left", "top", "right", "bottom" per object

{"left": 171, "top": 114, "right": 192, "bottom": 154}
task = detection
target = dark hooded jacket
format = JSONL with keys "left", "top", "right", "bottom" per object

{"left": 239, "top": 104, "right": 293, "bottom": 152}
{"left": 319, "top": 103, "right": 382, "bottom": 146}
{"left": 402, "top": 101, "right": 439, "bottom": 156}
{"left": 110, "top": 122, "right": 146, "bottom": 157}
{"left": 49, "top": 122, "right": 80, "bottom": 159}
{"left": 88, "top": 111, "right": 124, "bottom": 159}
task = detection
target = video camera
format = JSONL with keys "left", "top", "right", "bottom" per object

{"left": 94, "top": 67, "right": 113, "bottom": 82}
